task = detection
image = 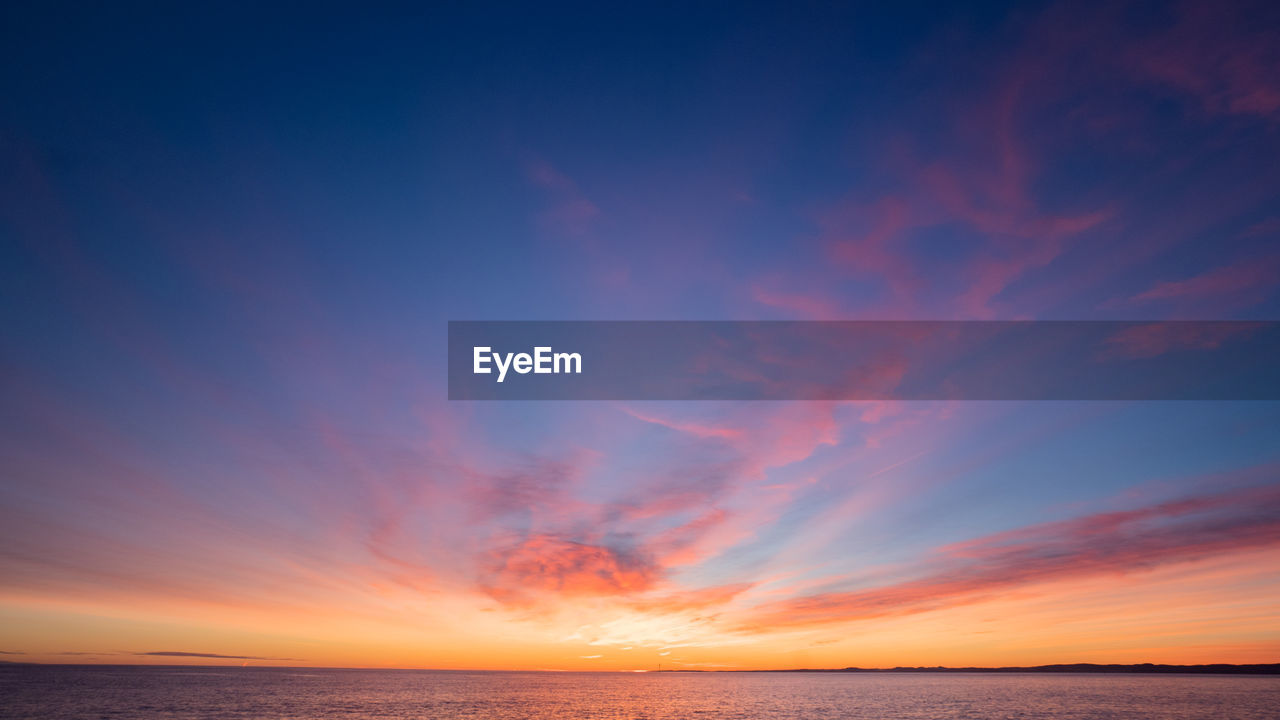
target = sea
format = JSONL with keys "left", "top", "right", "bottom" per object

{"left": 2, "top": 665, "right": 1278, "bottom": 719}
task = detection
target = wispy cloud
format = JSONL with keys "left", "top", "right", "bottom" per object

{"left": 138, "top": 651, "right": 303, "bottom": 661}
{"left": 525, "top": 157, "right": 601, "bottom": 238}
{"left": 1127, "top": 0, "right": 1280, "bottom": 119}
{"left": 1129, "top": 253, "right": 1280, "bottom": 311}
{"left": 738, "top": 484, "right": 1280, "bottom": 633}
{"left": 1100, "top": 322, "right": 1262, "bottom": 359}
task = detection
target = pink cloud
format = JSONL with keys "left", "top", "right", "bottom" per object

{"left": 1130, "top": 253, "right": 1280, "bottom": 310}
{"left": 481, "top": 534, "right": 659, "bottom": 604}
{"left": 1127, "top": 0, "right": 1280, "bottom": 119}
{"left": 781, "top": 21, "right": 1115, "bottom": 321}
{"left": 822, "top": 196, "right": 918, "bottom": 304}
{"left": 749, "top": 284, "right": 845, "bottom": 320}
{"left": 1242, "top": 217, "right": 1280, "bottom": 238}
{"left": 737, "top": 483, "right": 1280, "bottom": 633}
{"left": 525, "top": 157, "right": 601, "bottom": 238}
{"left": 1101, "top": 321, "right": 1262, "bottom": 359}
{"left": 621, "top": 407, "right": 744, "bottom": 441}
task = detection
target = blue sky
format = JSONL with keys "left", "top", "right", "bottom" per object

{"left": 1, "top": 0, "right": 1279, "bottom": 669}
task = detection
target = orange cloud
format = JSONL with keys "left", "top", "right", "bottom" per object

{"left": 481, "top": 535, "right": 659, "bottom": 604}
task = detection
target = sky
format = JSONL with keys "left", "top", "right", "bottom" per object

{"left": 1, "top": 0, "right": 1279, "bottom": 670}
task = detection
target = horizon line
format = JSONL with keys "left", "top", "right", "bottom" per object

{"left": 4, "top": 661, "right": 1279, "bottom": 675}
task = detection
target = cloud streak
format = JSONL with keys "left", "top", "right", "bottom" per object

{"left": 738, "top": 484, "right": 1280, "bottom": 633}
{"left": 138, "top": 651, "right": 303, "bottom": 661}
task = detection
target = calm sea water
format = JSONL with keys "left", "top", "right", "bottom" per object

{"left": 1, "top": 666, "right": 1278, "bottom": 719}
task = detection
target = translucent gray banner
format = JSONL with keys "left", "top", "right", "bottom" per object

{"left": 447, "top": 321, "right": 1280, "bottom": 400}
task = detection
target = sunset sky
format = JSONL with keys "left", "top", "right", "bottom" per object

{"left": 2, "top": 1, "right": 1279, "bottom": 671}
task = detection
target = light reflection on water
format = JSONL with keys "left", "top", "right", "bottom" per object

{"left": 2, "top": 666, "right": 1278, "bottom": 719}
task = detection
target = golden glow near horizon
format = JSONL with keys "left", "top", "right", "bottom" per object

{"left": 4, "top": 458, "right": 1279, "bottom": 671}
{"left": 3, "top": 398, "right": 1280, "bottom": 670}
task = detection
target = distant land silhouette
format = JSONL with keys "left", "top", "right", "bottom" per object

{"left": 646, "top": 663, "right": 1280, "bottom": 675}
{"left": 682, "top": 663, "right": 1280, "bottom": 675}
